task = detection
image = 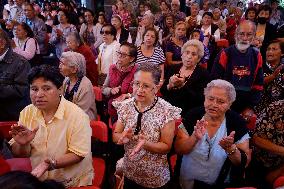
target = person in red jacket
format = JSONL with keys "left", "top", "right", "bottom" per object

{"left": 66, "top": 32, "right": 98, "bottom": 86}
{"left": 0, "top": 157, "right": 10, "bottom": 176}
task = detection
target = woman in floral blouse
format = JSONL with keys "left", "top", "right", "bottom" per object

{"left": 113, "top": 0, "right": 132, "bottom": 29}
{"left": 112, "top": 63, "right": 181, "bottom": 189}
{"left": 249, "top": 100, "right": 284, "bottom": 189}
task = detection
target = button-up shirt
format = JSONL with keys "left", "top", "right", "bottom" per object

{"left": 9, "top": 97, "right": 93, "bottom": 187}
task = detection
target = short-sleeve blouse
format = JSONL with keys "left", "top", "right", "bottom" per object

{"left": 165, "top": 37, "right": 187, "bottom": 62}
{"left": 112, "top": 97, "right": 181, "bottom": 188}
{"left": 136, "top": 46, "right": 165, "bottom": 65}
{"left": 253, "top": 100, "right": 284, "bottom": 169}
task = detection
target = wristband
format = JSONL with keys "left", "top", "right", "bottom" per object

{"left": 227, "top": 146, "right": 238, "bottom": 156}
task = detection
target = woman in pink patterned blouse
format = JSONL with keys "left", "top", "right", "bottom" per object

{"left": 113, "top": 0, "right": 132, "bottom": 29}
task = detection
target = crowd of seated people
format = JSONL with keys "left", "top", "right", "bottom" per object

{"left": 0, "top": 0, "right": 284, "bottom": 189}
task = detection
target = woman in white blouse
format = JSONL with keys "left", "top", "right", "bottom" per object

{"left": 12, "top": 22, "right": 40, "bottom": 63}
{"left": 96, "top": 24, "right": 120, "bottom": 85}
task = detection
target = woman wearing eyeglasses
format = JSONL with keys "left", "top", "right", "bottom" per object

{"left": 96, "top": 24, "right": 120, "bottom": 86}
{"left": 112, "top": 63, "right": 181, "bottom": 189}
{"left": 102, "top": 42, "right": 137, "bottom": 123}
{"left": 175, "top": 79, "right": 250, "bottom": 189}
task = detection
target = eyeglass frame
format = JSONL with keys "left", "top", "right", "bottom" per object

{"left": 131, "top": 81, "right": 155, "bottom": 91}
{"left": 116, "top": 51, "right": 132, "bottom": 58}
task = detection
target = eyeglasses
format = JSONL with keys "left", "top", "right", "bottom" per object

{"left": 237, "top": 32, "right": 254, "bottom": 39}
{"left": 116, "top": 51, "right": 131, "bottom": 58}
{"left": 132, "top": 81, "right": 153, "bottom": 91}
{"left": 100, "top": 30, "right": 112, "bottom": 35}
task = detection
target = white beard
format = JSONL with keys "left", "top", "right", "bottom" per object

{"left": 236, "top": 43, "right": 250, "bottom": 51}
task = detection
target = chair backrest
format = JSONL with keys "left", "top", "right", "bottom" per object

{"left": 6, "top": 158, "right": 32, "bottom": 172}
{"left": 274, "top": 176, "right": 284, "bottom": 189}
{"left": 0, "top": 121, "right": 17, "bottom": 139}
{"left": 90, "top": 120, "right": 108, "bottom": 143}
{"left": 93, "top": 86, "right": 103, "bottom": 102}
{"left": 216, "top": 39, "right": 229, "bottom": 48}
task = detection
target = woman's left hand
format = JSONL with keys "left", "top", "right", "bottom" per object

{"left": 31, "top": 160, "right": 50, "bottom": 178}
{"left": 129, "top": 134, "right": 147, "bottom": 160}
{"left": 219, "top": 131, "right": 235, "bottom": 151}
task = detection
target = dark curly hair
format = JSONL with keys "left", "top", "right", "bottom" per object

{"left": 28, "top": 65, "right": 65, "bottom": 89}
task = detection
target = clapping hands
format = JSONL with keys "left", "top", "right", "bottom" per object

{"left": 193, "top": 120, "right": 207, "bottom": 140}
{"left": 219, "top": 131, "right": 236, "bottom": 151}
{"left": 9, "top": 124, "right": 38, "bottom": 145}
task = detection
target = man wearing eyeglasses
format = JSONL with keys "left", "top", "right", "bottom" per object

{"left": 19, "top": 2, "right": 47, "bottom": 55}
{"left": 211, "top": 20, "right": 264, "bottom": 116}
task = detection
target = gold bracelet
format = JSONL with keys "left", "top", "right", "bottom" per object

{"left": 227, "top": 146, "right": 238, "bottom": 156}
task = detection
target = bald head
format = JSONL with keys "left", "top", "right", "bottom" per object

{"left": 236, "top": 20, "right": 256, "bottom": 35}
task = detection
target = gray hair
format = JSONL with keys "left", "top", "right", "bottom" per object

{"left": 66, "top": 32, "right": 83, "bottom": 46}
{"left": 235, "top": 20, "right": 256, "bottom": 36}
{"left": 61, "top": 51, "right": 86, "bottom": 78}
{"left": 181, "top": 39, "right": 204, "bottom": 61}
{"left": 171, "top": 0, "right": 180, "bottom": 5}
{"left": 135, "top": 62, "right": 161, "bottom": 85}
{"left": 204, "top": 79, "right": 236, "bottom": 103}
{"left": 191, "top": 2, "right": 200, "bottom": 8}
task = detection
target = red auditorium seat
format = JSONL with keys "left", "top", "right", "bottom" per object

{"left": 6, "top": 158, "right": 32, "bottom": 172}
{"left": 216, "top": 39, "right": 229, "bottom": 48}
{"left": 93, "top": 86, "right": 103, "bottom": 102}
{"left": 0, "top": 121, "right": 17, "bottom": 139}
{"left": 274, "top": 176, "right": 284, "bottom": 189}
{"left": 70, "top": 121, "right": 108, "bottom": 189}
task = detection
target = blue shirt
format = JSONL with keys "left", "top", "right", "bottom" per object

{"left": 180, "top": 117, "right": 250, "bottom": 186}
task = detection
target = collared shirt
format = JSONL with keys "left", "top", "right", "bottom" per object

{"left": 0, "top": 49, "right": 9, "bottom": 62}
{"left": 9, "top": 97, "right": 93, "bottom": 187}
{"left": 8, "top": 5, "right": 24, "bottom": 22}
{"left": 19, "top": 16, "right": 47, "bottom": 54}
{"left": 180, "top": 118, "right": 250, "bottom": 186}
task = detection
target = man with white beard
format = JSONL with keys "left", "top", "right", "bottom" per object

{"left": 211, "top": 20, "right": 264, "bottom": 114}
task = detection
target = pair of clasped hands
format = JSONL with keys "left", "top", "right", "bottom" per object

{"left": 168, "top": 74, "right": 186, "bottom": 89}
{"left": 193, "top": 120, "right": 237, "bottom": 152}
{"left": 9, "top": 124, "right": 54, "bottom": 178}
{"left": 117, "top": 128, "right": 147, "bottom": 160}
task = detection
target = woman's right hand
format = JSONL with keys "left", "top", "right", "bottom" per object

{"left": 9, "top": 124, "right": 39, "bottom": 145}
{"left": 169, "top": 75, "right": 185, "bottom": 89}
{"left": 193, "top": 120, "right": 207, "bottom": 140}
{"left": 111, "top": 86, "right": 121, "bottom": 95}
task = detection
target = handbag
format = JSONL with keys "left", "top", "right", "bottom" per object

{"left": 23, "top": 38, "right": 43, "bottom": 67}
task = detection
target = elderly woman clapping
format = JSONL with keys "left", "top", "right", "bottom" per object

{"left": 175, "top": 79, "right": 250, "bottom": 189}
{"left": 112, "top": 63, "right": 181, "bottom": 189}
{"left": 59, "top": 51, "right": 97, "bottom": 120}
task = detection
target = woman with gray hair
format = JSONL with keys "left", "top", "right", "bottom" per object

{"left": 59, "top": 51, "right": 97, "bottom": 120}
{"left": 175, "top": 79, "right": 250, "bottom": 189}
{"left": 160, "top": 39, "right": 210, "bottom": 116}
